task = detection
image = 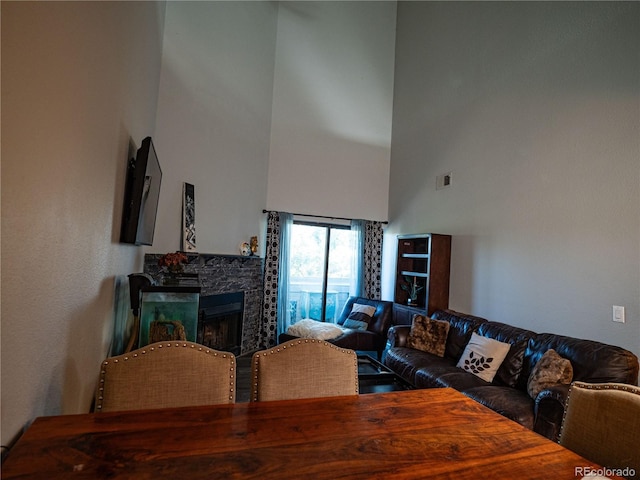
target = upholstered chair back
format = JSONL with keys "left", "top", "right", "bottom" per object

{"left": 559, "top": 381, "right": 640, "bottom": 474}
{"left": 251, "top": 339, "right": 358, "bottom": 402}
{"left": 95, "top": 341, "right": 236, "bottom": 412}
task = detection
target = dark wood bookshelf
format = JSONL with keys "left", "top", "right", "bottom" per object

{"left": 394, "top": 233, "right": 451, "bottom": 316}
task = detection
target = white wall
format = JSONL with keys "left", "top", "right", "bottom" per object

{"left": 153, "top": 1, "right": 279, "bottom": 256}
{"left": 385, "top": 2, "right": 640, "bottom": 357}
{"left": 266, "top": 1, "right": 396, "bottom": 222}
{"left": 153, "top": 2, "right": 396, "bottom": 259}
{"left": 1, "top": 1, "right": 165, "bottom": 446}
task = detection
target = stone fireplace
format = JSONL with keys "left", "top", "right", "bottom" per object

{"left": 144, "top": 253, "right": 264, "bottom": 355}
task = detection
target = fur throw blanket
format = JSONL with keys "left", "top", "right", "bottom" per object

{"left": 286, "top": 319, "right": 345, "bottom": 340}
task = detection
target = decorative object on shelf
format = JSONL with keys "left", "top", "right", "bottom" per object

{"left": 239, "top": 241, "right": 251, "bottom": 256}
{"left": 157, "top": 252, "right": 199, "bottom": 286}
{"left": 158, "top": 251, "right": 188, "bottom": 274}
{"left": 401, "top": 275, "right": 423, "bottom": 305}
{"left": 182, "top": 182, "right": 197, "bottom": 252}
{"left": 250, "top": 236, "right": 258, "bottom": 255}
{"left": 149, "top": 320, "right": 187, "bottom": 343}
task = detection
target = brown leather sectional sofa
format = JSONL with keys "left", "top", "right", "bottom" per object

{"left": 384, "top": 309, "right": 639, "bottom": 441}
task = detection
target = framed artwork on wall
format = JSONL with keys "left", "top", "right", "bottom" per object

{"left": 182, "top": 182, "right": 197, "bottom": 252}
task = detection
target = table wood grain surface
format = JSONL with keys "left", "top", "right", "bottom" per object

{"left": 2, "top": 388, "right": 608, "bottom": 479}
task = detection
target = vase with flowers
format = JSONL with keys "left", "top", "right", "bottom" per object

{"left": 158, "top": 251, "right": 188, "bottom": 274}
{"left": 158, "top": 252, "right": 189, "bottom": 286}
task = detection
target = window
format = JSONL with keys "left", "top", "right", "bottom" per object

{"left": 287, "top": 222, "right": 358, "bottom": 324}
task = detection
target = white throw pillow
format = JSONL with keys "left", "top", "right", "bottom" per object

{"left": 456, "top": 332, "right": 511, "bottom": 382}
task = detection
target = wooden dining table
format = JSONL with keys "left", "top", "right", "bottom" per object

{"left": 2, "top": 388, "right": 611, "bottom": 479}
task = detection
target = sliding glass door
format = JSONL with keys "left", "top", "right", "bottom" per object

{"left": 287, "top": 222, "right": 357, "bottom": 324}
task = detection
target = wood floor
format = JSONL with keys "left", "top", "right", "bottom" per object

{"left": 236, "top": 355, "right": 252, "bottom": 403}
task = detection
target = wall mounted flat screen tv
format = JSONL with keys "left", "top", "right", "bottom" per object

{"left": 120, "top": 136, "right": 162, "bottom": 245}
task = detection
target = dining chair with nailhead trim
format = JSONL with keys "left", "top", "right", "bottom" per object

{"left": 251, "top": 339, "right": 358, "bottom": 402}
{"left": 559, "top": 381, "right": 640, "bottom": 475}
{"left": 95, "top": 341, "right": 236, "bottom": 412}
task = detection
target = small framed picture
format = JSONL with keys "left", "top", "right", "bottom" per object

{"left": 182, "top": 182, "right": 196, "bottom": 252}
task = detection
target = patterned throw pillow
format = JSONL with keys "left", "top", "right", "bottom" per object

{"left": 527, "top": 349, "right": 573, "bottom": 399}
{"left": 456, "top": 332, "right": 512, "bottom": 382}
{"left": 342, "top": 304, "right": 377, "bottom": 330}
{"left": 407, "top": 314, "right": 450, "bottom": 357}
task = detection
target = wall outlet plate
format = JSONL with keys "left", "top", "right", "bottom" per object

{"left": 612, "top": 305, "right": 625, "bottom": 323}
{"left": 436, "top": 172, "right": 452, "bottom": 190}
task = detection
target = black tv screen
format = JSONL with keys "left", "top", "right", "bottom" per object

{"left": 120, "top": 137, "right": 162, "bottom": 245}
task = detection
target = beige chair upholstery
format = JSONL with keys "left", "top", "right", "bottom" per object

{"left": 95, "top": 341, "right": 236, "bottom": 412}
{"left": 559, "top": 381, "right": 640, "bottom": 475}
{"left": 251, "top": 339, "right": 358, "bottom": 402}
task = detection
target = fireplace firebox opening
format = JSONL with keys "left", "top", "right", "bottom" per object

{"left": 198, "top": 292, "right": 244, "bottom": 355}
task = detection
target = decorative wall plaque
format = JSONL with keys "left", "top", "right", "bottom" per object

{"left": 182, "top": 182, "right": 196, "bottom": 252}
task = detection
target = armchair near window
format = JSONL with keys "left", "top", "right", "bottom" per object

{"left": 279, "top": 296, "right": 393, "bottom": 360}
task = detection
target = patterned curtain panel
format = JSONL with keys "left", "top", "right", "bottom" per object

{"left": 362, "top": 221, "right": 384, "bottom": 300}
{"left": 260, "top": 211, "right": 293, "bottom": 348}
{"left": 261, "top": 212, "right": 281, "bottom": 348}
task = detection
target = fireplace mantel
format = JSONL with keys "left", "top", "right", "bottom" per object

{"left": 144, "top": 253, "right": 264, "bottom": 355}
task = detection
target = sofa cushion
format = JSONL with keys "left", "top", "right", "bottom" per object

{"left": 527, "top": 349, "right": 573, "bottom": 399}
{"left": 457, "top": 332, "right": 511, "bottom": 383}
{"left": 462, "top": 386, "right": 535, "bottom": 430}
{"left": 343, "top": 303, "right": 376, "bottom": 330}
{"left": 328, "top": 329, "right": 379, "bottom": 352}
{"left": 407, "top": 314, "right": 449, "bottom": 357}
{"left": 384, "top": 347, "right": 444, "bottom": 385}
{"left": 431, "top": 310, "right": 488, "bottom": 361}
{"left": 520, "top": 333, "right": 639, "bottom": 391}
{"left": 417, "top": 368, "right": 490, "bottom": 391}
{"left": 476, "top": 321, "right": 536, "bottom": 388}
